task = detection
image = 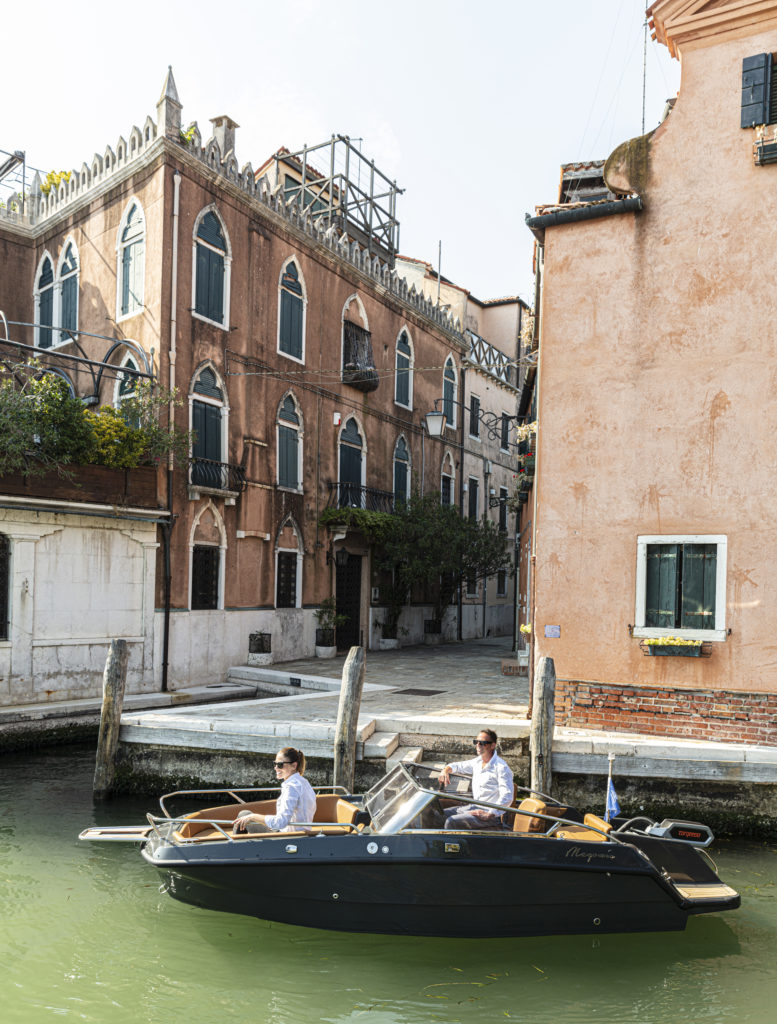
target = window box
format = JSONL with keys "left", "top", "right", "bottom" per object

{"left": 755, "top": 139, "right": 777, "bottom": 165}
{"left": 639, "top": 640, "right": 711, "bottom": 658}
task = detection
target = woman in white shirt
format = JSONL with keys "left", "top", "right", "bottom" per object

{"left": 233, "top": 747, "right": 317, "bottom": 834}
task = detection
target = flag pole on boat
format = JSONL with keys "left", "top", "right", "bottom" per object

{"left": 605, "top": 752, "right": 620, "bottom": 823}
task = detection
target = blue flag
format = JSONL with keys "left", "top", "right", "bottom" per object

{"left": 605, "top": 777, "right": 621, "bottom": 822}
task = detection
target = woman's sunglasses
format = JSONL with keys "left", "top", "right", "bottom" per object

{"left": 273, "top": 761, "right": 293, "bottom": 768}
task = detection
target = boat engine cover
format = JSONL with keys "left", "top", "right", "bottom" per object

{"left": 646, "top": 820, "right": 714, "bottom": 847}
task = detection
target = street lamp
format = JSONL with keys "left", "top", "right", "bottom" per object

{"left": 424, "top": 398, "right": 525, "bottom": 448}
{"left": 424, "top": 409, "right": 447, "bottom": 436}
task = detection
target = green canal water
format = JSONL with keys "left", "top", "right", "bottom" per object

{"left": 2, "top": 748, "right": 777, "bottom": 1024}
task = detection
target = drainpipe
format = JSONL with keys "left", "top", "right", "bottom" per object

{"left": 161, "top": 169, "right": 181, "bottom": 694}
{"left": 457, "top": 366, "right": 466, "bottom": 641}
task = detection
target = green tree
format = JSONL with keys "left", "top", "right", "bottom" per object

{"left": 0, "top": 364, "right": 95, "bottom": 476}
{"left": 376, "top": 492, "right": 510, "bottom": 628}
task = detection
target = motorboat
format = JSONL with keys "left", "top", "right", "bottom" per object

{"left": 79, "top": 761, "right": 740, "bottom": 937}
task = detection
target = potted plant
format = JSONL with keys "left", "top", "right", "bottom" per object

{"left": 314, "top": 597, "right": 348, "bottom": 658}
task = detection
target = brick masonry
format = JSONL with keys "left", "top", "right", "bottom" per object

{"left": 556, "top": 679, "right": 777, "bottom": 747}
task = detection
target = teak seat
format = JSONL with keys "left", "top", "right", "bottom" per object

{"left": 173, "top": 794, "right": 359, "bottom": 841}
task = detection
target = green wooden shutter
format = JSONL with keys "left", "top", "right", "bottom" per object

{"left": 61, "top": 275, "right": 77, "bottom": 338}
{"left": 279, "top": 425, "right": 298, "bottom": 487}
{"left": 742, "top": 53, "right": 772, "bottom": 128}
{"left": 280, "top": 289, "right": 302, "bottom": 358}
{"left": 208, "top": 250, "right": 224, "bottom": 323}
{"left": 39, "top": 288, "right": 53, "bottom": 349}
{"left": 645, "top": 544, "right": 678, "bottom": 628}
{"left": 680, "top": 544, "right": 717, "bottom": 629}
{"left": 195, "top": 244, "right": 209, "bottom": 316}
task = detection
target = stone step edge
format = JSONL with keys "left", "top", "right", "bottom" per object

{"left": 228, "top": 666, "right": 396, "bottom": 694}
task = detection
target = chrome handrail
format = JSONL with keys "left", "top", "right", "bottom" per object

{"left": 146, "top": 813, "right": 361, "bottom": 846}
{"left": 158, "top": 784, "right": 350, "bottom": 818}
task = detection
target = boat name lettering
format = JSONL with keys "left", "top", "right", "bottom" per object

{"left": 564, "top": 845, "right": 617, "bottom": 863}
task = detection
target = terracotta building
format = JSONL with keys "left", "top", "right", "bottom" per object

{"left": 0, "top": 71, "right": 472, "bottom": 700}
{"left": 523, "top": 0, "right": 777, "bottom": 745}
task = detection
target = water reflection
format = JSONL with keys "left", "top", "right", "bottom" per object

{"left": 1, "top": 748, "right": 775, "bottom": 1024}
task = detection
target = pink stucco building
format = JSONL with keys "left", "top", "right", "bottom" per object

{"left": 525, "top": 0, "right": 777, "bottom": 746}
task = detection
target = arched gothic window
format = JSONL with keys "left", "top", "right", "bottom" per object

{"left": 190, "top": 366, "right": 227, "bottom": 488}
{"left": 194, "top": 209, "right": 229, "bottom": 326}
{"left": 338, "top": 417, "right": 364, "bottom": 507}
{"left": 119, "top": 202, "right": 145, "bottom": 318}
{"left": 443, "top": 357, "right": 457, "bottom": 429}
{"left": 393, "top": 436, "right": 410, "bottom": 506}
{"left": 278, "top": 260, "right": 305, "bottom": 361}
{"left": 395, "top": 329, "right": 413, "bottom": 409}
{"left": 441, "top": 451, "right": 455, "bottom": 506}
{"left": 277, "top": 395, "right": 302, "bottom": 490}
{"left": 115, "top": 355, "right": 140, "bottom": 426}
{"left": 58, "top": 242, "right": 78, "bottom": 344}
{"left": 36, "top": 256, "right": 54, "bottom": 349}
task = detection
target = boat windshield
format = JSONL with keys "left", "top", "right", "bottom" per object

{"left": 364, "top": 762, "right": 456, "bottom": 834}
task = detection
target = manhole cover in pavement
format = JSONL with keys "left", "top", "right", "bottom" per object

{"left": 395, "top": 688, "right": 446, "bottom": 696}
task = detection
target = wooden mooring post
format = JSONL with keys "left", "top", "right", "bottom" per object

{"left": 93, "top": 639, "right": 129, "bottom": 800}
{"left": 529, "top": 655, "right": 556, "bottom": 796}
{"left": 333, "top": 646, "right": 366, "bottom": 793}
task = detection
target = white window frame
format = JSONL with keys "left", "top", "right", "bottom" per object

{"left": 394, "top": 327, "right": 414, "bottom": 411}
{"left": 338, "top": 414, "right": 367, "bottom": 490}
{"left": 276, "top": 255, "right": 307, "bottom": 365}
{"left": 633, "top": 534, "right": 727, "bottom": 642}
{"left": 56, "top": 236, "right": 79, "bottom": 347}
{"left": 116, "top": 199, "right": 146, "bottom": 323}
{"left": 276, "top": 392, "right": 304, "bottom": 493}
{"left": 441, "top": 450, "right": 456, "bottom": 506}
{"left": 191, "top": 205, "right": 232, "bottom": 331}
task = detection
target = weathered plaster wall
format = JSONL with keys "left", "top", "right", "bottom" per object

{"left": 0, "top": 509, "right": 157, "bottom": 705}
{"left": 534, "top": 26, "right": 777, "bottom": 703}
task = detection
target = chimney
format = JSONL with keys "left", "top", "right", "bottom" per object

{"left": 157, "top": 66, "right": 182, "bottom": 141}
{"left": 210, "top": 115, "right": 239, "bottom": 158}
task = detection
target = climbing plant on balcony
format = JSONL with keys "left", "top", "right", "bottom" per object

{"left": 0, "top": 360, "right": 192, "bottom": 476}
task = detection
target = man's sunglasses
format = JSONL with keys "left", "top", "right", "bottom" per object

{"left": 273, "top": 761, "right": 293, "bottom": 767}
{"left": 473, "top": 739, "right": 494, "bottom": 747}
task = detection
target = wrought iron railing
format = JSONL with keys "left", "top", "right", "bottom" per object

{"left": 342, "top": 320, "right": 379, "bottom": 392}
{"left": 189, "top": 458, "right": 247, "bottom": 493}
{"left": 327, "top": 482, "right": 396, "bottom": 513}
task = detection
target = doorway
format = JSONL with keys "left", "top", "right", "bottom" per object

{"left": 336, "top": 553, "right": 362, "bottom": 650}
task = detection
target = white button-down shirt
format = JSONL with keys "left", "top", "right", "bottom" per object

{"left": 265, "top": 772, "right": 318, "bottom": 832}
{"left": 447, "top": 752, "right": 514, "bottom": 808}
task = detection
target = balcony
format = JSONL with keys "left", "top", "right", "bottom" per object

{"left": 342, "top": 320, "right": 379, "bottom": 393}
{"left": 327, "top": 482, "right": 396, "bottom": 513}
{"left": 188, "top": 458, "right": 247, "bottom": 504}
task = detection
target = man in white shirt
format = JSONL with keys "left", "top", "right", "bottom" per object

{"left": 438, "top": 728, "right": 514, "bottom": 830}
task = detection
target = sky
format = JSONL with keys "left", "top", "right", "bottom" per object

{"left": 1, "top": 0, "right": 680, "bottom": 306}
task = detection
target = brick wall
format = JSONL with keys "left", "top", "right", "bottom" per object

{"left": 556, "top": 680, "right": 777, "bottom": 747}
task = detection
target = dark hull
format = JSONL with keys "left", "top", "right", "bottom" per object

{"left": 143, "top": 832, "right": 733, "bottom": 937}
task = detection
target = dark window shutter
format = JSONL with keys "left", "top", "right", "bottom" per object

{"left": 192, "top": 400, "right": 221, "bottom": 461}
{"left": 645, "top": 544, "right": 678, "bottom": 628}
{"left": 39, "top": 287, "right": 53, "bottom": 349}
{"left": 396, "top": 353, "right": 410, "bottom": 405}
{"left": 279, "top": 424, "right": 299, "bottom": 487}
{"left": 339, "top": 442, "right": 361, "bottom": 486}
{"left": 468, "top": 479, "right": 479, "bottom": 519}
{"left": 195, "top": 243, "right": 209, "bottom": 316}
{"left": 742, "top": 53, "right": 772, "bottom": 128}
{"left": 441, "top": 475, "right": 451, "bottom": 505}
{"left": 393, "top": 458, "right": 407, "bottom": 504}
{"left": 208, "top": 249, "right": 224, "bottom": 323}
{"left": 680, "top": 544, "right": 717, "bottom": 629}
{"left": 61, "top": 275, "right": 77, "bottom": 338}
{"left": 280, "top": 288, "right": 303, "bottom": 358}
